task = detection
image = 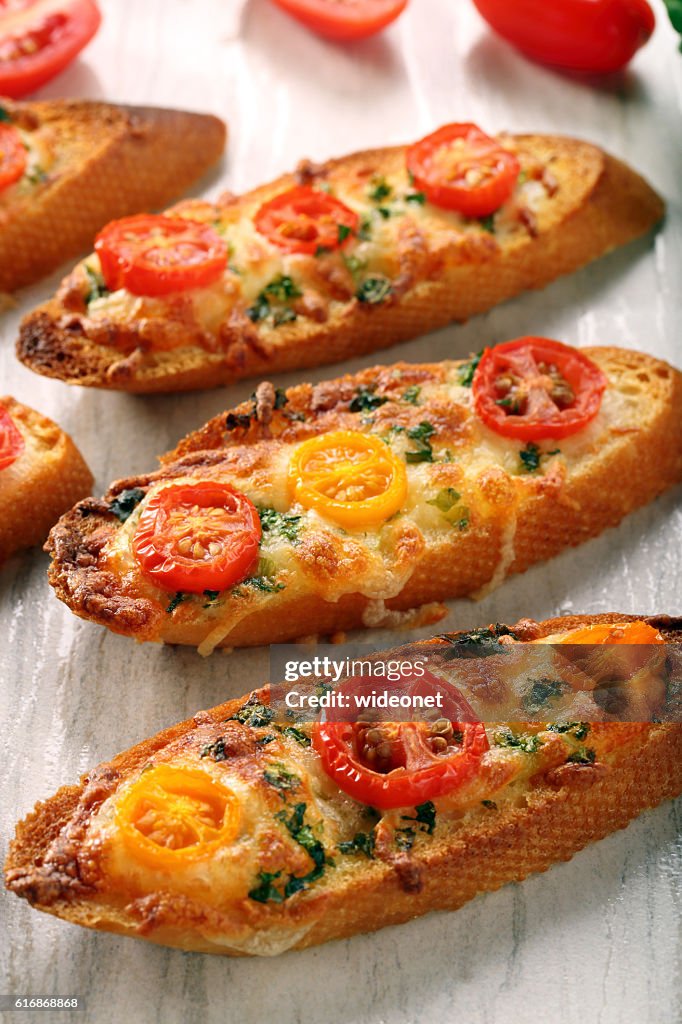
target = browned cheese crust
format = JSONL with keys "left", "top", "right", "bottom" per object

{"left": 0, "top": 397, "right": 93, "bottom": 563}
{"left": 16, "top": 134, "right": 663, "bottom": 392}
{"left": 0, "top": 97, "right": 226, "bottom": 292}
{"left": 5, "top": 614, "right": 682, "bottom": 956}
{"left": 43, "top": 349, "right": 682, "bottom": 649}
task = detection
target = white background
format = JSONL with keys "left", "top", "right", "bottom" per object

{"left": 1, "top": 1, "right": 681, "bottom": 1021}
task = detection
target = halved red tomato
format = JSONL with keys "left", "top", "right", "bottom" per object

{"left": 0, "top": 121, "right": 26, "bottom": 191}
{"left": 132, "top": 482, "right": 261, "bottom": 594}
{"left": 313, "top": 697, "right": 489, "bottom": 810}
{"left": 0, "top": 404, "right": 24, "bottom": 471}
{"left": 406, "top": 123, "right": 520, "bottom": 217}
{"left": 0, "top": 0, "right": 101, "bottom": 99}
{"left": 254, "top": 186, "right": 359, "bottom": 256}
{"left": 472, "top": 337, "right": 607, "bottom": 441}
{"left": 94, "top": 215, "right": 228, "bottom": 297}
{"left": 269, "top": 0, "right": 408, "bottom": 41}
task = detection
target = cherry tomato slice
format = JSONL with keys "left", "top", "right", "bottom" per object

{"left": 472, "top": 337, "right": 607, "bottom": 441}
{"left": 268, "top": 0, "right": 408, "bottom": 41}
{"left": 0, "top": 122, "right": 27, "bottom": 191}
{"left": 0, "top": 403, "right": 24, "bottom": 471}
{"left": 254, "top": 186, "right": 359, "bottom": 256}
{"left": 116, "top": 764, "right": 241, "bottom": 869}
{"left": 132, "top": 482, "right": 261, "bottom": 594}
{"left": 94, "top": 215, "right": 228, "bottom": 297}
{"left": 0, "top": 0, "right": 101, "bottom": 99}
{"left": 554, "top": 621, "right": 665, "bottom": 645}
{"left": 472, "top": 0, "right": 655, "bottom": 75}
{"left": 313, "top": 715, "right": 489, "bottom": 810}
{"left": 288, "top": 430, "right": 407, "bottom": 528}
{"left": 406, "top": 123, "right": 520, "bottom": 217}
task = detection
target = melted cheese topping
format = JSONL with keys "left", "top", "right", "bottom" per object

{"left": 99, "top": 351, "right": 645, "bottom": 652}
{"left": 71, "top": 136, "right": 561, "bottom": 348}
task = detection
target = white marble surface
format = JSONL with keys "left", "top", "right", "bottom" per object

{"left": 1, "top": 1, "right": 681, "bottom": 1021}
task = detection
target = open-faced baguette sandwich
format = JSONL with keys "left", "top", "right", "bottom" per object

{"left": 5, "top": 613, "right": 682, "bottom": 956}
{"left": 16, "top": 122, "right": 663, "bottom": 392}
{"left": 0, "top": 97, "right": 226, "bottom": 293}
{"left": 0, "top": 395, "right": 92, "bottom": 563}
{"left": 45, "top": 338, "right": 682, "bottom": 652}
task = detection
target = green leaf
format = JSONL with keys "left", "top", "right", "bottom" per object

{"left": 84, "top": 265, "right": 109, "bottom": 304}
{"left": 405, "top": 421, "right": 436, "bottom": 463}
{"left": 458, "top": 351, "right": 482, "bottom": 387}
{"left": 337, "top": 223, "right": 352, "bottom": 244}
{"left": 519, "top": 443, "right": 541, "bottom": 473}
{"left": 522, "top": 678, "right": 569, "bottom": 714}
{"left": 248, "top": 871, "right": 285, "bottom": 903}
{"left": 493, "top": 728, "right": 543, "bottom": 754}
{"left": 263, "top": 762, "right": 300, "bottom": 797}
{"left": 663, "top": 0, "right": 682, "bottom": 33}
{"left": 280, "top": 726, "right": 311, "bottom": 747}
{"left": 166, "top": 592, "right": 187, "bottom": 614}
{"left": 229, "top": 695, "right": 274, "bottom": 728}
{"left": 0, "top": 106, "right": 10, "bottom": 122}
{"left": 405, "top": 191, "right": 426, "bottom": 205}
{"left": 258, "top": 507, "right": 302, "bottom": 544}
{"left": 349, "top": 385, "right": 388, "bottom": 413}
{"left": 368, "top": 177, "right": 392, "bottom": 202}
{"left": 108, "top": 488, "right": 145, "bottom": 523}
{"left": 356, "top": 275, "right": 392, "bottom": 305}
{"left": 402, "top": 385, "right": 421, "bottom": 405}
{"left": 479, "top": 214, "right": 496, "bottom": 234}
{"left": 339, "top": 832, "right": 375, "bottom": 857}
{"left": 401, "top": 801, "right": 436, "bottom": 835}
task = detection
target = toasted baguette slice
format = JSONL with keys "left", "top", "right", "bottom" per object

{"left": 0, "top": 97, "right": 226, "bottom": 293}
{"left": 0, "top": 397, "right": 93, "bottom": 563}
{"left": 5, "top": 613, "right": 682, "bottom": 957}
{"left": 16, "top": 131, "right": 662, "bottom": 392}
{"left": 44, "top": 345, "right": 682, "bottom": 652}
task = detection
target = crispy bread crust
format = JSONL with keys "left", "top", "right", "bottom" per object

{"left": 5, "top": 614, "right": 682, "bottom": 956}
{"left": 43, "top": 349, "right": 682, "bottom": 647}
{"left": 16, "top": 135, "right": 663, "bottom": 392}
{"left": 0, "top": 397, "right": 93, "bottom": 563}
{"left": 0, "top": 98, "right": 226, "bottom": 293}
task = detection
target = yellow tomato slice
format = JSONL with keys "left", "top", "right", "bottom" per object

{"left": 288, "top": 430, "right": 408, "bottom": 528}
{"left": 554, "top": 621, "right": 665, "bottom": 645}
{"left": 116, "top": 764, "right": 240, "bottom": 869}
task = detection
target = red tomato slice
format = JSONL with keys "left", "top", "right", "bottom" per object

{"left": 0, "top": 403, "right": 24, "bottom": 471}
{"left": 269, "top": 0, "right": 408, "bottom": 41}
{"left": 472, "top": 0, "right": 655, "bottom": 75}
{"left": 313, "top": 672, "right": 489, "bottom": 809}
{"left": 0, "top": 121, "right": 26, "bottom": 191}
{"left": 95, "top": 215, "right": 228, "bottom": 297}
{"left": 472, "top": 337, "right": 607, "bottom": 441}
{"left": 132, "top": 482, "right": 262, "bottom": 594}
{"left": 254, "top": 186, "right": 359, "bottom": 256}
{"left": 406, "top": 123, "right": 520, "bottom": 217}
{"left": 0, "top": 0, "right": 101, "bottom": 99}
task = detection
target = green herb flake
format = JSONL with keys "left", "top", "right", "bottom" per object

{"left": 337, "top": 223, "right": 352, "bottom": 244}
{"left": 273, "top": 307, "right": 297, "bottom": 327}
{"left": 108, "top": 488, "right": 145, "bottom": 523}
{"left": 523, "top": 678, "right": 569, "bottom": 714}
{"left": 229, "top": 695, "right": 274, "bottom": 728}
{"left": 519, "top": 443, "right": 541, "bottom": 473}
{"left": 240, "top": 575, "right": 286, "bottom": 594}
{"left": 350, "top": 385, "right": 388, "bottom": 413}
{"left": 258, "top": 507, "right": 302, "bottom": 544}
{"left": 166, "top": 592, "right": 188, "bottom": 615}
{"left": 402, "top": 385, "right": 421, "bottom": 405}
{"left": 395, "top": 827, "right": 415, "bottom": 851}
{"left": 275, "top": 802, "right": 328, "bottom": 898}
{"left": 566, "top": 746, "right": 597, "bottom": 765}
{"left": 368, "top": 177, "right": 392, "bottom": 203}
{"left": 663, "top": 1, "right": 682, "bottom": 49}
{"left": 401, "top": 800, "right": 436, "bottom": 835}
{"left": 264, "top": 275, "right": 302, "bottom": 302}
{"left": 200, "top": 737, "right": 229, "bottom": 762}
{"left": 315, "top": 245, "right": 333, "bottom": 257}
{"left": 247, "top": 275, "right": 301, "bottom": 325}
{"left": 482, "top": 800, "right": 498, "bottom": 810}
{"left": 263, "top": 762, "right": 300, "bottom": 798}
{"left": 426, "top": 487, "right": 469, "bottom": 529}
{"left": 356, "top": 275, "right": 392, "bottom": 305}
{"left": 338, "top": 832, "right": 375, "bottom": 858}
{"left": 479, "top": 214, "right": 496, "bottom": 234}
{"left": 405, "top": 421, "right": 436, "bottom": 463}
{"left": 493, "top": 728, "right": 543, "bottom": 754}
{"left": 405, "top": 190, "right": 426, "bottom": 205}
{"left": 84, "top": 265, "right": 110, "bottom": 305}
{"left": 0, "top": 106, "right": 10, "bottom": 123}
{"left": 458, "top": 351, "right": 482, "bottom": 388}
{"left": 280, "top": 726, "right": 311, "bottom": 747}
{"left": 357, "top": 217, "right": 373, "bottom": 241}
{"left": 248, "top": 871, "right": 285, "bottom": 904}
{"left": 445, "top": 624, "right": 518, "bottom": 647}
{"left": 547, "top": 722, "right": 590, "bottom": 741}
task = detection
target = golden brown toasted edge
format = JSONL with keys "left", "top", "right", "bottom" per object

{"left": 0, "top": 397, "right": 94, "bottom": 564}
{"left": 42, "top": 347, "right": 682, "bottom": 645}
{"left": 4, "top": 614, "right": 682, "bottom": 955}
{"left": 15, "top": 135, "right": 664, "bottom": 393}
{"left": 0, "top": 98, "right": 226, "bottom": 293}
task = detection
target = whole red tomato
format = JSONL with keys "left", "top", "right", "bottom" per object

{"left": 472, "top": 0, "right": 655, "bottom": 74}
